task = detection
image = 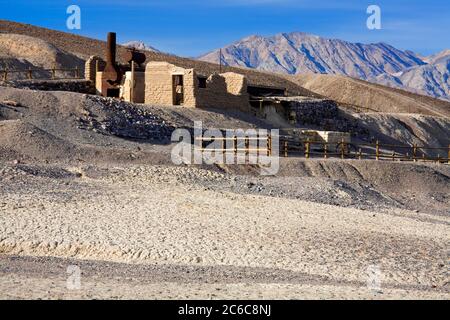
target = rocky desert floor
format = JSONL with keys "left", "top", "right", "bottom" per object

{"left": 0, "top": 159, "right": 449, "bottom": 300}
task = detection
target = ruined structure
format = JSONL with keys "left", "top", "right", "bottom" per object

{"left": 82, "top": 33, "right": 351, "bottom": 145}
{"left": 87, "top": 32, "right": 146, "bottom": 102}
{"left": 121, "top": 70, "right": 145, "bottom": 103}
{"left": 144, "top": 62, "right": 250, "bottom": 111}
{"left": 85, "top": 33, "right": 285, "bottom": 112}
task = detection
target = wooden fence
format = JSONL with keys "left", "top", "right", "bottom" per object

{"left": 0, "top": 67, "right": 81, "bottom": 81}
{"left": 282, "top": 139, "right": 450, "bottom": 164}
{"left": 195, "top": 136, "right": 450, "bottom": 164}
{"left": 195, "top": 136, "right": 272, "bottom": 156}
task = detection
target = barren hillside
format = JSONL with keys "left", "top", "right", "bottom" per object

{"left": 0, "top": 34, "right": 84, "bottom": 80}
{"left": 290, "top": 74, "right": 450, "bottom": 118}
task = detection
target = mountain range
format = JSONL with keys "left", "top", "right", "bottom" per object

{"left": 198, "top": 32, "right": 450, "bottom": 102}
{"left": 122, "top": 41, "right": 160, "bottom": 53}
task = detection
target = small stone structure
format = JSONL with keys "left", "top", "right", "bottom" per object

{"left": 144, "top": 61, "right": 250, "bottom": 111}
{"left": 84, "top": 56, "right": 105, "bottom": 83}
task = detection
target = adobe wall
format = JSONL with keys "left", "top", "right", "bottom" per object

{"left": 195, "top": 72, "right": 250, "bottom": 112}
{"left": 85, "top": 55, "right": 105, "bottom": 83}
{"left": 144, "top": 61, "right": 250, "bottom": 111}
{"left": 95, "top": 71, "right": 104, "bottom": 95}
{"left": 121, "top": 71, "right": 145, "bottom": 103}
{"left": 145, "top": 61, "right": 196, "bottom": 107}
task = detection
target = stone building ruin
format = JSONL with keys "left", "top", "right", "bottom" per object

{"left": 83, "top": 32, "right": 352, "bottom": 146}
{"left": 144, "top": 61, "right": 250, "bottom": 112}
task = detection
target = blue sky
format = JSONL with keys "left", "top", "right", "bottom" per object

{"left": 1, "top": 0, "right": 449, "bottom": 57}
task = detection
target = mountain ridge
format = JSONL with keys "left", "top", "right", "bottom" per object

{"left": 122, "top": 41, "right": 160, "bottom": 53}
{"left": 199, "top": 32, "right": 449, "bottom": 101}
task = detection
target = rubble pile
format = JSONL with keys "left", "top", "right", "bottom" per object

{"left": 286, "top": 97, "right": 369, "bottom": 135}
{"left": 0, "top": 79, "right": 95, "bottom": 94}
{"left": 80, "top": 96, "right": 175, "bottom": 142}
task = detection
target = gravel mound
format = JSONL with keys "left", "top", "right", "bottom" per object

{"left": 80, "top": 96, "right": 176, "bottom": 142}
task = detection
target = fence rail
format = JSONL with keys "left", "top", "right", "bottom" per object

{"left": 195, "top": 136, "right": 272, "bottom": 156}
{"left": 195, "top": 136, "right": 450, "bottom": 164}
{"left": 0, "top": 67, "right": 81, "bottom": 81}
{"left": 283, "top": 139, "right": 450, "bottom": 164}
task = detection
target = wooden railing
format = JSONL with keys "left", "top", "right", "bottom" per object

{"left": 195, "top": 136, "right": 272, "bottom": 156}
{"left": 0, "top": 67, "right": 81, "bottom": 81}
{"left": 282, "top": 139, "right": 450, "bottom": 164}
{"left": 194, "top": 136, "right": 449, "bottom": 164}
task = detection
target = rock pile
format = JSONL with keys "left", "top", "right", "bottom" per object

{"left": 286, "top": 97, "right": 369, "bottom": 135}
{"left": 0, "top": 79, "right": 95, "bottom": 94}
{"left": 80, "top": 96, "right": 175, "bottom": 142}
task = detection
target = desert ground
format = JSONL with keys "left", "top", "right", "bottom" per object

{"left": 0, "top": 85, "right": 449, "bottom": 300}
{"left": 1, "top": 159, "right": 449, "bottom": 300}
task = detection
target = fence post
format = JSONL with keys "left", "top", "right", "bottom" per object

{"left": 324, "top": 143, "right": 328, "bottom": 159}
{"left": 358, "top": 148, "right": 362, "bottom": 160}
{"left": 28, "top": 67, "right": 33, "bottom": 80}
{"left": 284, "top": 141, "right": 288, "bottom": 157}
{"left": 267, "top": 136, "right": 272, "bottom": 157}
{"left": 270, "top": 135, "right": 272, "bottom": 156}
{"left": 75, "top": 66, "right": 80, "bottom": 78}
{"left": 52, "top": 66, "right": 56, "bottom": 79}
{"left": 376, "top": 140, "right": 380, "bottom": 161}
{"left": 222, "top": 138, "right": 226, "bottom": 158}
{"left": 413, "top": 144, "right": 417, "bottom": 162}
{"left": 305, "top": 139, "right": 310, "bottom": 159}
{"left": 392, "top": 151, "right": 395, "bottom": 161}
{"left": 448, "top": 144, "right": 450, "bottom": 164}
{"left": 245, "top": 137, "right": 249, "bottom": 157}
{"left": 340, "top": 138, "right": 345, "bottom": 159}
{"left": 233, "top": 135, "right": 237, "bottom": 155}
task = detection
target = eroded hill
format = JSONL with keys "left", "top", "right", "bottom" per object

{"left": 290, "top": 73, "right": 450, "bottom": 118}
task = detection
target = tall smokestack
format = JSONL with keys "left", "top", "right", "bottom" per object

{"left": 103, "top": 32, "right": 119, "bottom": 84}
{"left": 106, "top": 32, "right": 116, "bottom": 68}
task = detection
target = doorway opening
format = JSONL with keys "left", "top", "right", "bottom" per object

{"left": 106, "top": 88, "right": 120, "bottom": 98}
{"left": 172, "top": 75, "right": 184, "bottom": 105}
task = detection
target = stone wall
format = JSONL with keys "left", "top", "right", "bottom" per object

{"left": 121, "top": 71, "right": 145, "bottom": 103}
{"left": 145, "top": 62, "right": 194, "bottom": 106}
{"left": 144, "top": 61, "right": 250, "bottom": 111}
{"left": 84, "top": 55, "right": 105, "bottom": 83}
{"left": 195, "top": 73, "right": 250, "bottom": 112}
{"left": 95, "top": 72, "right": 104, "bottom": 96}
{"left": 222, "top": 72, "right": 247, "bottom": 95}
